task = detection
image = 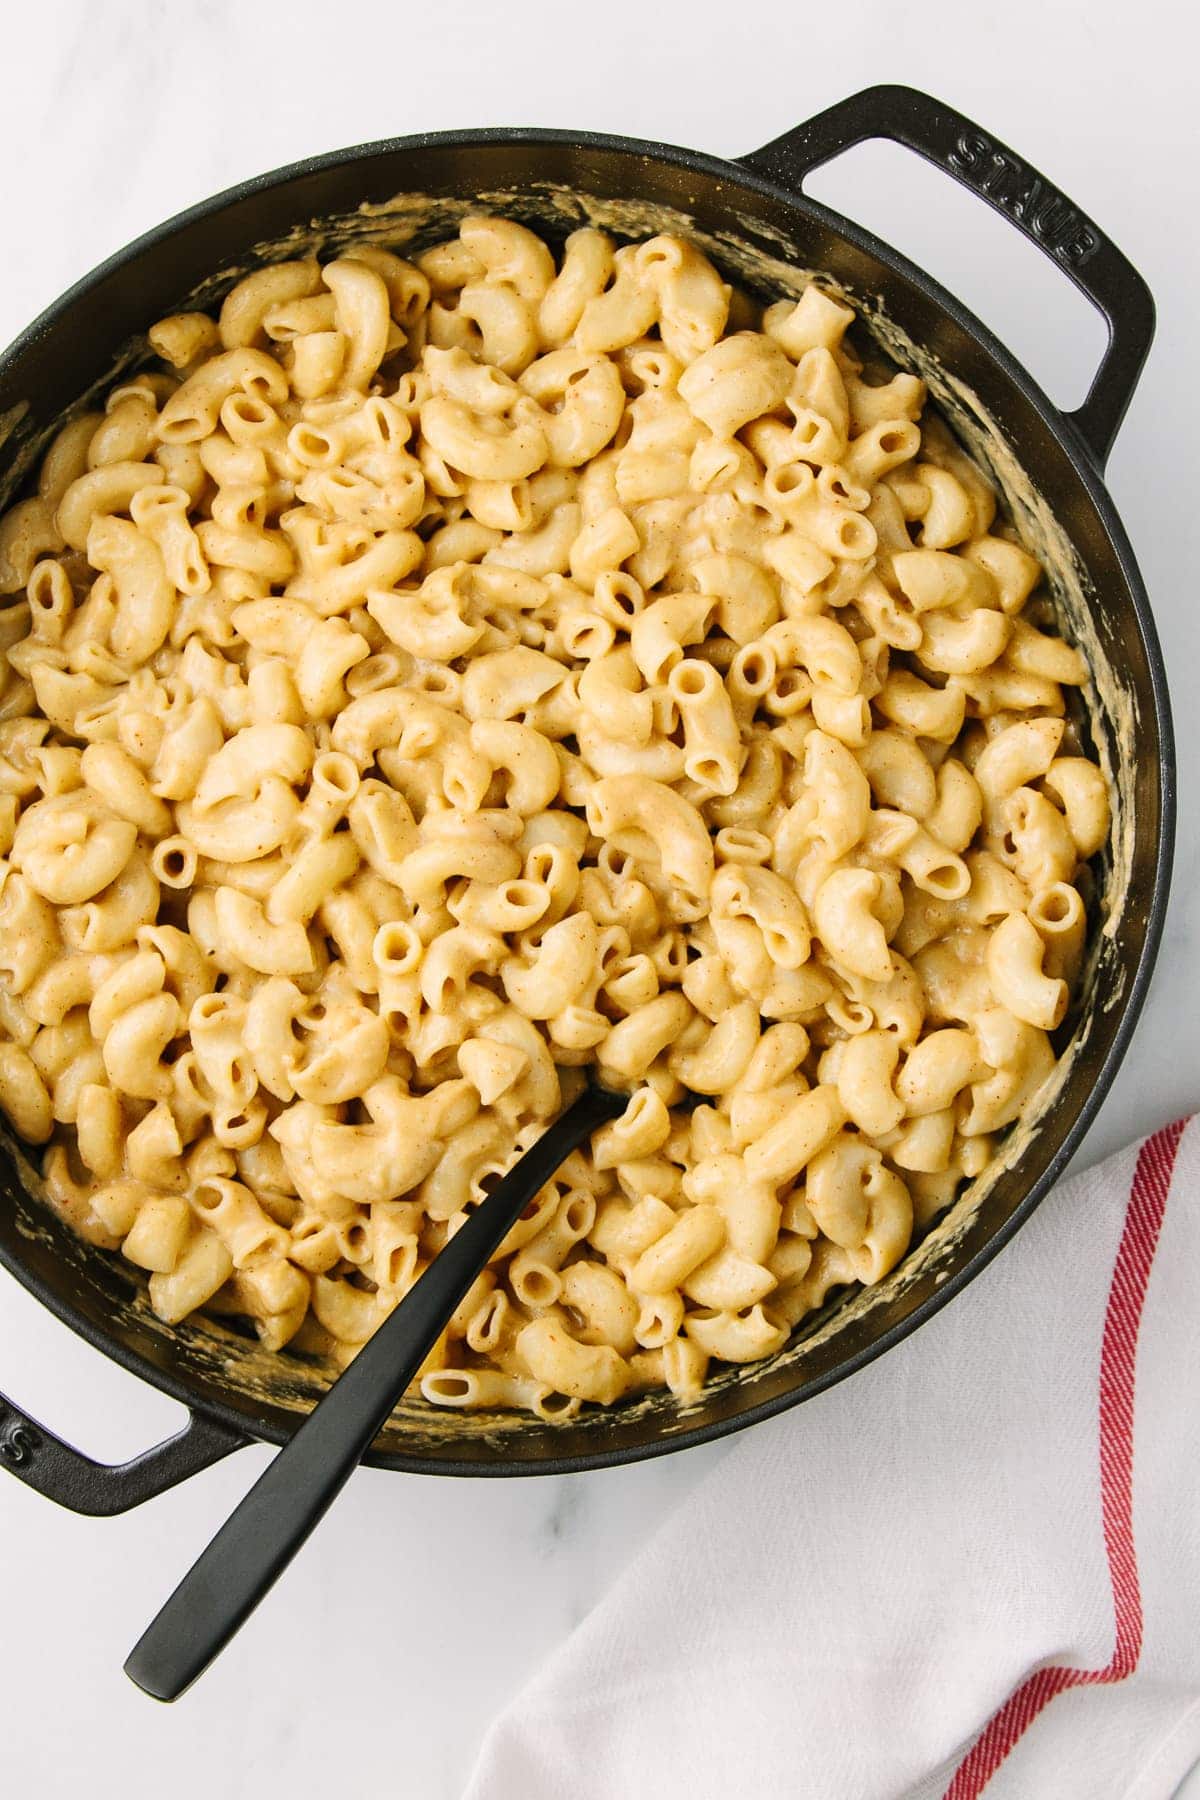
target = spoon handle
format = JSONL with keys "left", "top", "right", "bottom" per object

{"left": 124, "top": 1082, "right": 624, "bottom": 1702}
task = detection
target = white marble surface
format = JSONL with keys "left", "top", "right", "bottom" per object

{"left": 0, "top": 2, "right": 1196, "bottom": 1795}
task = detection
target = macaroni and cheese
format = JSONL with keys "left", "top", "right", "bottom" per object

{"left": 0, "top": 217, "right": 1109, "bottom": 1418}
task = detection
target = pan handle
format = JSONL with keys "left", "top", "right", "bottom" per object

{"left": 0, "top": 1387, "right": 246, "bottom": 1516}
{"left": 740, "top": 84, "right": 1155, "bottom": 468}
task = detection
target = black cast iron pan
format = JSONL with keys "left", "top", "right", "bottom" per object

{"left": 0, "top": 85, "right": 1174, "bottom": 1506}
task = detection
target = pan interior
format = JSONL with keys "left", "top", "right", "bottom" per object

{"left": 0, "top": 144, "right": 1160, "bottom": 1471}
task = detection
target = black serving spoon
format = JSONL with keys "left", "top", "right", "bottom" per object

{"left": 125, "top": 1080, "right": 626, "bottom": 1701}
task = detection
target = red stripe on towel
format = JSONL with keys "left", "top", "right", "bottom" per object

{"left": 943, "top": 1119, "right": 1187, "bottom": 1799}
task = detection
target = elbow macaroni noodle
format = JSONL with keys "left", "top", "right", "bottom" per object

{"left": 0, "top": 218, "right": 1110, "bottom": 1416}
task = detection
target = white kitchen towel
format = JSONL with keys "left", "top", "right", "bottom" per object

{"left": 465, "top": 1118, "right": 1200, "bottom": 1800}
